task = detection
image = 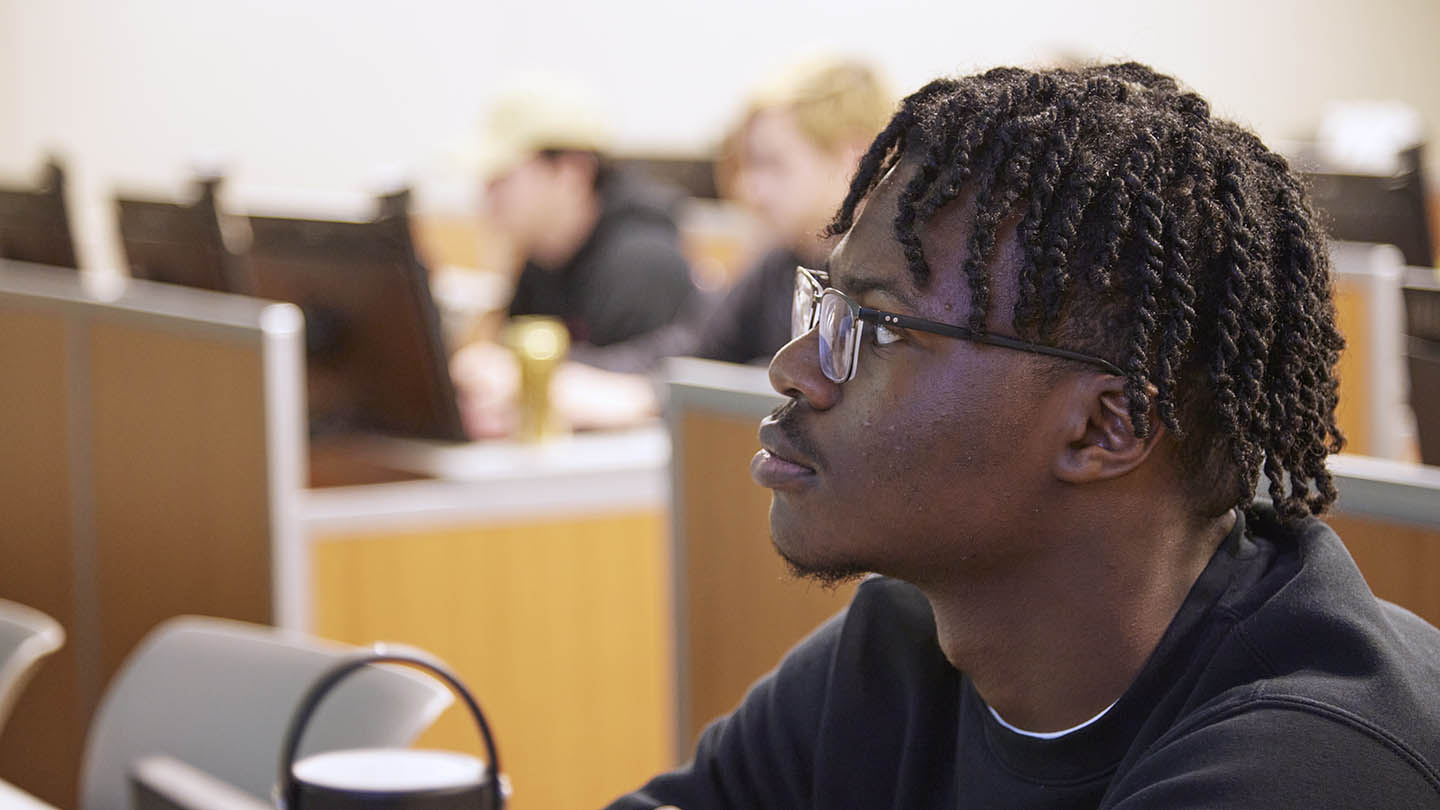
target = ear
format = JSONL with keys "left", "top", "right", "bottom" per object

{"left": 1052, "top": 374, "right": 1165, "bottom": 484}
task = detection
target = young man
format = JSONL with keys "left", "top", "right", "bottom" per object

{"left": 470, "top": 85, "right": 697, "bottom": 362}
{"left": 608, "top": 63, "right": 1440, "bottom": 807}
{"left": 450, "top": 86, "right": 698, "bottom": 436}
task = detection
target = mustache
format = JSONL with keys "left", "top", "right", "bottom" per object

{"left": 768, "top": 399, "right": 827, "bottom": 472}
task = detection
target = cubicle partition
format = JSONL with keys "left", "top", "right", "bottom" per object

{"left": 0, "top": 262, "right": 305, "bottom": 807}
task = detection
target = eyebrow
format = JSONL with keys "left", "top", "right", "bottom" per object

{"left": 826, "top": 264, "right": 921, "bottom": 311}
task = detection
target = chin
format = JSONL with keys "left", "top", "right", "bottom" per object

{"left": 769, "top": 510, "right": 870, "bottom": 589}
{"left": 779, "top": 552, "right": 869, "bottom": 589}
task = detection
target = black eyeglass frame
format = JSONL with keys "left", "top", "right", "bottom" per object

{"left": 794, "top": 265, "right": 1125, "bottom": 383}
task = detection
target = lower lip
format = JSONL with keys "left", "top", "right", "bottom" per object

{"left": 750, "top": 449, "right": 817, "bottom": 490}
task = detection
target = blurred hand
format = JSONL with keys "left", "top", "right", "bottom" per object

{"left": 551, "top": 362, "right": 659, "bottom": 431}
{"left": 453, "top": 343, "right": 657, "bottom": 439}
{"left": 450, "top": 340, "right": 520, "bottom": 439}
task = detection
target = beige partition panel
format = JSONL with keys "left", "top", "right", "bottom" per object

{"left": 0, "top": 263, "right": 305, "bottom": 807}
{"left": 666, "top": 359, "right": 856, "bottom": 758}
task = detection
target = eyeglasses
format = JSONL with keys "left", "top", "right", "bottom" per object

{"left": 792, "top": 266, "right": 1124, "bottom": 383}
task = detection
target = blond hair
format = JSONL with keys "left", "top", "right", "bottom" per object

{"left": 747, "top": 57, "right": 895, "bottom": 153}
{"left": 716, "top": 57, "right": 894, "bottom": 198}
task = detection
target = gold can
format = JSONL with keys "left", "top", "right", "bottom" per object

{"left": 501, "top": 316, "right": 570, "bottom": 441}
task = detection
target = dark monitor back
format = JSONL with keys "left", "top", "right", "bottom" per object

{"left": 1304, "top": 145, "right": 1434, "bottom": 268}
{"left": 0, "top": 162, "right": 79, "bottom": 268}
{"left": 117, "top": 181, "right": 240, "bottom": 292}
{"left": 612, "top": 155, "right": 719, "bottom": 199}
{"left": 244, "top": 209, "right": 466, "bottom": 441}
{"left": 1404, "top": 276, "right": 1440, "bottom": 342}
{"left": 1404, "top": 279, "right": 1440, "bottom": 465}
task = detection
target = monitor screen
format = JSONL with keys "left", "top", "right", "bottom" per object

{"left": 117, "top": 179, "right": 239, "bottom": 292}
{"left": 243, "top": 205, "right": 466, "bottom": 442}
{"left": 0, "top": 161, "right": 79, "bottom": 269}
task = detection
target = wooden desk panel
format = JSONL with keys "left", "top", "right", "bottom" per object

{"left": 1332, "top": 278, "right": 1373, "bottom": 455}
{"left": 675, "top": 410, "right": 855, "bottom": 752}
{"left": 0, "top": 310, "right": 83, "bottom": 807}
{"left": 1327, "top": 512, "right": 1440, "bottom": 627}
{"left": 310, "top": 510, "right": 671, "bottom": 810}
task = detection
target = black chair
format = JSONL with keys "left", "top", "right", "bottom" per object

{"left": 0, "top": 159, "right": 79, "bottom": 269}
{"left": 244, "top": 190, "right": 466, "bottom": 441}
{"left": 117, "top": 176, "right": 243, "bottom": 292}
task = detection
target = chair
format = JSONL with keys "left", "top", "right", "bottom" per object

{"left": 0, "top": 159, "right": 78, "bottom": 269}
{"left": 116, "top": 176, "right": 244, "bottom": 293}
{"left": 0, "top": 599, "right": 65, "bottom": 734}
{"left": 79, "top": 616, "right": 452, "bottom": 810}
{"left": 129, "top": 757, "right": 270, "bottom": 810}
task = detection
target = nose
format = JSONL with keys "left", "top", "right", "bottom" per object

{"left": 768, "top": 329, "right": 841, "bottom": 411}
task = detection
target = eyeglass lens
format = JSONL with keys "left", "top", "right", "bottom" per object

{"left": 792, "top": 271, "right": 822, "bottom": 340}
{"left": 817, "top": 290, "right": 856, "bottom": 383}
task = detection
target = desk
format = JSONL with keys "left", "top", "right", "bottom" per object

{"left": 301, "top": 428, "right": 673, "bottom": 810}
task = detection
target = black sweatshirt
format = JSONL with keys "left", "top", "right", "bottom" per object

{"left": 507, "top": 171, "right": 696, "bottom": 360}
{"left": 608, "top": 508, "right": 1440, "bottom": 808}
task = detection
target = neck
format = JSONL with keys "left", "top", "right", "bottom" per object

{"left": 530, "top": 190, "right": 602, "bottom": 269}
{"left": 919, "top": 502, "right": 1233, "bottom": 733}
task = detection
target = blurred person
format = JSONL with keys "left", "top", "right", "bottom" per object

{"left": 452, "top": 62, "right": 892, "bottom": 437}
{"left": 473, "top": 83, "right": 697, "bottom": 356}
{"left": 693, "top": 56, "right": 894, "bottom": 364}
{"left": 490, "top": 56, "right": 894, "bottom": 373}
{"left": 450, "top": 82, "right": 698, "bottom": 436}
{"left": 607, "top": 63, "right": 1440, "bottom": 808}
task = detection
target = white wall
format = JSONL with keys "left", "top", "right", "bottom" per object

{"left": 0, "top": 1, "right": 21, "bottom": 164}
{"left": 3, "top": 0, "right": 1439, "bottom": 270}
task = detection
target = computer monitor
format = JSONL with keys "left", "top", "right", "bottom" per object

{"left": 1403, "top": 273, "right": 1440, "bottom": 465}
{"left": 243, "top": 191, "right": 466, "bottom": 441}
{"left": 1304, "top": 144, "right": 1434, "bottom": 268}
{"left": 0, "top": 159, "right": 79, "bottom": 269}
{"left": 612, "top": 154, "right": 719, "bottom": 199}
{"left": 117, "top": 177, "right": 243, "bottom": 292}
